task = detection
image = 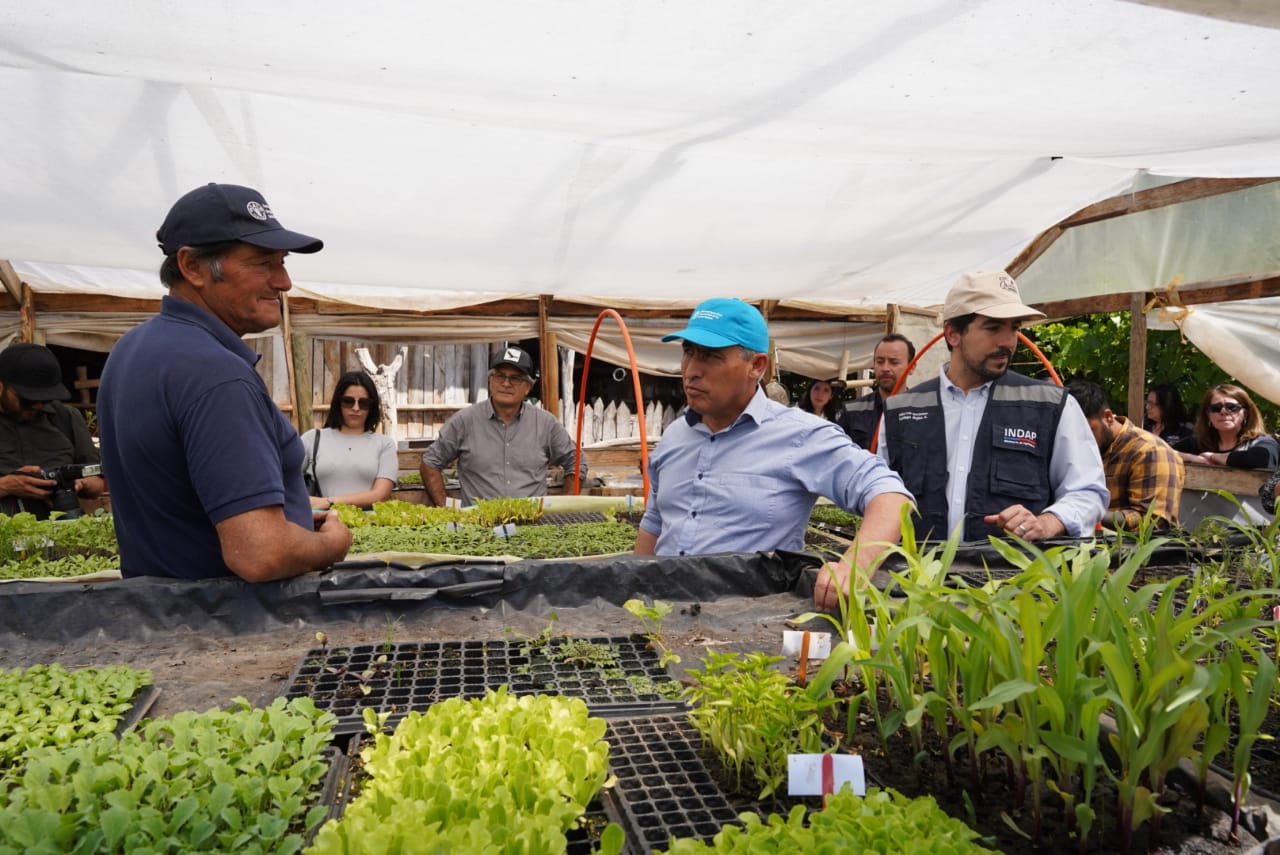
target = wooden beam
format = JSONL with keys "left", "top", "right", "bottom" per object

{"left": 537, "top": 295, "right": 560, "bottom": 416}
{"left": 1032, "top": 270, "right": 1280, "bottom": 320}
{"left": 1009, "top": 177, "right": 1280, "bottom": 278}
{"left": 1127, "top": 292, "right": 1147, "bottom": 421}
{"left": 19, "top": 283, "right": 35, "bottom": 342}
{"left": 0, "top": 261, "right": 23, "bottom": 304}
{"left": 291, "top": 333, "right": 312, "bottom": 434}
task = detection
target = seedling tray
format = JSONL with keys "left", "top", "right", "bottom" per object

{"left": 115, "top": 683, "right": 162, "bottom": 736}
{"left": 282, "top": 637, "right": 685, "bottom": 736}
{"left": 604, "top": 715, "right": 744, "bottom": 851}
{"left": 534, "top": 511, "right": 611, "bottom": 525}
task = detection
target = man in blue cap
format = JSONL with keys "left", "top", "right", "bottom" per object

{"left": 99, "top": 183, "right": 353, "bottom": 580}
{"left": 635, "top": 298, "right": 913, "bottom": 609}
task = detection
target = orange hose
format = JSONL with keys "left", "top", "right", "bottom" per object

{"left": 574, "top": 310, "right": 650, "bottom": 499}
{"left": 866, "top": 329, "right": 1061, "bottom": 454}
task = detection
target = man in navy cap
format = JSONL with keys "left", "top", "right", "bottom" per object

{"left": 0, "top": 342, "right": 104, "bottom": 518}
{"left": 635, "top": 298, "right": 913, "bottom": 610}
{"left": 98, "top": 184, "right": 352, "bottom": 580}
{"left": 419, "top": 345, "right": 586, "bottom": 506}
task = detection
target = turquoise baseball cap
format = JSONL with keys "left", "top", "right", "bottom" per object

{"left": 662, "top": 298, "right": 770, "bottom": 353}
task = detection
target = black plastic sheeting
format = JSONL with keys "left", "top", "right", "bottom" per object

{"left": 0, "top": 551, "right": 823, "bottom": 644}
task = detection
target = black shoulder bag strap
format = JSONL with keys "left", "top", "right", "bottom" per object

{"left": 308, "top": 429, "right": 323, "bottom": 496}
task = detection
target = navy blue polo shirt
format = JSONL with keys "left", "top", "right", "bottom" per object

{"left": 98, "top": 296, "right": 313, "bottom": 579}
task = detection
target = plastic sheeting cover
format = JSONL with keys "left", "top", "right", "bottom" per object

{"left": 0, "top": 551, "right": 818, "bottom": 644}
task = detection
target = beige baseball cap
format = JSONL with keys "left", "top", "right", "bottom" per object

{"left": 942, "top": 270, "right": 1045, "bottom": 322}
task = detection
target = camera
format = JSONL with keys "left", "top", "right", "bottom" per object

{"left": 37, "top": 463, "right": 101, "bottom": 519}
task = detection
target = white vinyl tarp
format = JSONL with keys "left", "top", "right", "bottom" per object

{"left": 3, "top": 0, "right": 1280, "bottom": 318}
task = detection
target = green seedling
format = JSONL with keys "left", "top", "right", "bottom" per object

{"left": 310, "top": 689, "right": 622, "bottom": 855}
{"left": 622, "top": 598, "right": 680, "bottom": 668}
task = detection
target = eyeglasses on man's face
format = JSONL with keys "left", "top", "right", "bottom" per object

{"left": 1208, "top": 402, "right": 1244, "bottom": 414}
{"left": 489, "top": 370, "right": 530, "bottom": 385}
{"left": 340, "top": 396, "right": 373, "bottom": 410}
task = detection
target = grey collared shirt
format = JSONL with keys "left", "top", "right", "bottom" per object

{"left": 421, "top": 399, "right": 586, "bottom": 504}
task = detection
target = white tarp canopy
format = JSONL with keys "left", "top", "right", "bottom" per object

{"left": 3, "top": 0, "right": 1280, "bottom": 373}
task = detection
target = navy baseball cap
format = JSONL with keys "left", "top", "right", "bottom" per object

{"left": 662, "top": 298, "right": 770, "bottom": 353}
{"left": 156, "top": 183, "right": 323, "bottom": 255}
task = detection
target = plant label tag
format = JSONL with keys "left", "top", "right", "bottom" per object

{"left": 787, "top": 754, "right": 865, "bottom": 796}
{"left": 446, "top": 522, "right": 461, "bottom": 532}
{"left": 444, "top": 497, "right": 463, "bottom": 509}
{"left": 847, "top": 623, "right": 879, "bottom": 653}
{"left": 782, "top": 630, "right": 831, "bottom": 659}
{"left": 493, "top": 523, "right": 518, "bottom": 537}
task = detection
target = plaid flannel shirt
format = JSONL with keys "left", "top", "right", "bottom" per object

{"left": 1103, "top": 416, "right": 1184, "bottom": 530}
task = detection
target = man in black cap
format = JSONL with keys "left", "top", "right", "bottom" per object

{"left": 98, "top": 183, "right": 352, "bottom": 580}
{"left": 419, "top": 345, "right": 587, "bottom": 506}
{"left": 0, "top": 343, "right": 104, "bottom": 518}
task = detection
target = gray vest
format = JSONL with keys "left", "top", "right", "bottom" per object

{"left": 885, "top": 371, "right": 1067, "bottom": 541}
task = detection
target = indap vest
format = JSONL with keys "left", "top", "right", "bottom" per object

{"left": 838, "top": 393, "right": 883, "bottom": 450}
{"left": 884, "top": 371, "right": 1067, "bottom": 541}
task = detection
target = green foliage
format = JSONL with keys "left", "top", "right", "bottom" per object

{"left": 808, "top": 505, "right": 860, "bottom": 529}
{"left": 307, "top": 689, "right": 621, "bottom": 855}
{"left": 0, "top": 697, "right": 335, "bottom": 854}
{"left": 0, "top": 511, "right": 119, "bottom": 580}
{"left": 0, "top": 664, "right": 153, "bottom": 771}
{"left": 350, "top": 520, "right": 636, "bottom": 558}
{"left": 684, "top": 651, "right": 835, "bottom": 800}
{"left": 1025, "top": 312, "right": 1280, "bottom": 428}
{"left": 623, "top": 598, "right": 681, "bottom": 668}
{"left": 658, "top": 788, "right": 996, "bottom": 854}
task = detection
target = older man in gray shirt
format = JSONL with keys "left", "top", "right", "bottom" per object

{"left": 419, "top": 346, "right": 587, "bottom": 505}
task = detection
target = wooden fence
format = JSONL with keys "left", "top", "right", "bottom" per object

{"left": 254, "top": 337, "right": 674, "bottom": 443}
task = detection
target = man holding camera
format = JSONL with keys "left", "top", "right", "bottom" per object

{"left": 0, "top": 343, "right": 105, "bottom": 519}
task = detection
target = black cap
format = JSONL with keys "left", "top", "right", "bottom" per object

{"left": 156, "top": 183, "right": 323, "bottom": 255}
{"left": 0, "top": 344, "right": 70, "bottom": 401}
{"left": 491, "top": 346, "right": 536, "bottom": 378}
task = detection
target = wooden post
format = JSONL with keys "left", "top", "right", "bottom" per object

{"left": 759, "top": 300, "right": 778, "bottom": 380}
{"left": 292, "top": 333, "right": 313, "bottom": 433}
{"left": 279, "top": 294, "right": 302, "bottom": 431}
{"left": 19, "top": 282, "right": 35, "bottom": 343}
{"left": 1128, "top": 292, "right": 1148, "bottom": 421}
{"left": 538, "top": 295, "right": 560, "bottom": 414}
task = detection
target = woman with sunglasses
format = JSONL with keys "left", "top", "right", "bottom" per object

{"left": 1174, "top": 384, "right": 1280, "bottom": 469}
{"left": 302, "top": 370, "right": 399, "bottom": 510}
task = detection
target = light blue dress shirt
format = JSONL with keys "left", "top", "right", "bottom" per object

{"left": 918, "top": 366, "right": 1108, "bottom": 537}
{"left": 639, "top": 387, "right": 911, "bottom": 555}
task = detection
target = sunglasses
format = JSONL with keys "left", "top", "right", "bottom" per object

{"left": 340, "top": 396, "right": 373, "bottom": 410}
{"left": 489, "top": 370, "right": 529, "bottom": 385}
{"left": 1207, "top": 402, "right": 1244, "bottom": 414}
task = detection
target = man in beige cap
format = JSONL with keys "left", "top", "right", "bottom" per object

{"left": 882, "top": 271, "right": 1107, "bottom": 542}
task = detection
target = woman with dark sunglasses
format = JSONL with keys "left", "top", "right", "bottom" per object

{"left": 301, "top": 370, "right": 399, "bottom": 510}
{"left": 1174, "top": 383, "right": 1280, "bottom": 469}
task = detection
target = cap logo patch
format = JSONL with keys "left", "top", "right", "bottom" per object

{"left": 998, "top": 276, "right": 1017, "bottom": 293}
{"left": 245, "top": 201, "right": 273, "bottom": 221}
{"left": 504, "top": 347, "right": 522, "bottom": 362}
{"left": 691, "top": 309, "right": 724, "bottom": 321}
